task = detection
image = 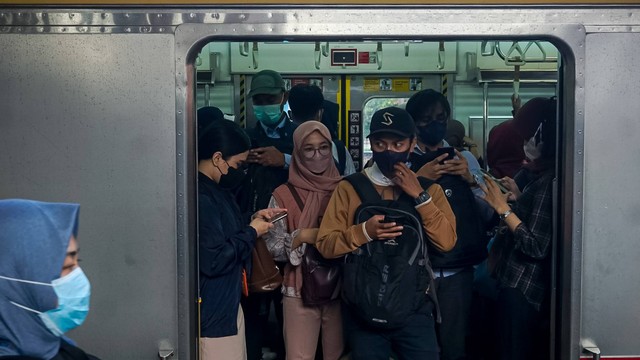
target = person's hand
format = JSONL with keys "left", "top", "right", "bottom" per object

{"left": 511, "top": 93, "right": 521, "bottom": 114}
{"left": 441, "top": 149, "right": 474, "bottom": 184}
{"left": 252, "top": 208, "right": 288, "bottom": 222}
{"left": 292, "top": 228, "right": 319, "bottom": 249}
{"left": 499, "top": 176, "right": 521, "bottom": 201}
{"left": 250, "top": 217, "right": 273, "bottom": 237}
{"left": 247, "top": 146, "right": 285, "bottom": 168}
{"left": 416, "top": 153, "right": 449, "bottom": 181}
{"left": 391, "top": 162, "right": 423, "bottom": 199}
{"left": 479, "top": 174, "right": 511, "bottom": 214}
{"left": 364, "top": 215, "right": 403, "bottom": 240}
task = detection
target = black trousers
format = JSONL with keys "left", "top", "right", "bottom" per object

{"left": 496, "top": 287, "right": 548, "bottom": 360}
{"left": 242, "top": 289, "right": 285, "bottom": 360}
{"left": 434, "top": 267, "right": 474, "bottom": 360}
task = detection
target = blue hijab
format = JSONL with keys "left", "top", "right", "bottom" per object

{"left": 0, "top": 199, "right": 79, "bottom": 359}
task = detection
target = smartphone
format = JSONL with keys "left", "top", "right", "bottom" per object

{"left": 480, "top": 169, "right": 510, "bottom": 193}
{"left": 435, "top": 147, "right": 456, "bottom": 164}
{"left": 381, "top": 215, "right": 404, "bottom": 224}
{"left": 269, "top": 211, "right": 288, "bottom": 223}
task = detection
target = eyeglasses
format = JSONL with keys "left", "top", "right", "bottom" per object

{"left": 301, "top": 144, "right": 331, "bottom": 160}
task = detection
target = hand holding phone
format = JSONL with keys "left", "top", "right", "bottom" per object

{"left": 480, "top": 169, "right": 509, "bottom": 193}
{"left": 434, "top": 147, "right": 456, "bottom": 164}
{"left": 269, "top": 211, "right": 288, "bottom": 223}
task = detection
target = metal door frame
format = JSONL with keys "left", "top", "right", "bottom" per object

{"left": 174, "top": 9, "right": 586, "bottom": 359}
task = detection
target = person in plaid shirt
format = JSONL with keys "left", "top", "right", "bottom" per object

{"left": 480, "top": 97, "right": 557, "bottom": 360}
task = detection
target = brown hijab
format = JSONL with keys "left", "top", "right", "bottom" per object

{"left": 273, "top": 121, "right": 341, "bottom": 229}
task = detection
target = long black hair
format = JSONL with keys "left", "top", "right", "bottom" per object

{"left": 197, "top": 119, "right": 251, "bottom": 161}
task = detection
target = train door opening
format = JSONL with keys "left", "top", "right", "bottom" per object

{"left": 192, "top": 38, "right": 565, "bottom": 359}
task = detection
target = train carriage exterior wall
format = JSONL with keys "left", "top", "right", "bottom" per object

{"left": 0, "top": 4, "right": 639, "bottom": 359}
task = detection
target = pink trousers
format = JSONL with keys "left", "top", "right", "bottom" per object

{"left": 282, "top": 296, "right": 344, "bottom": 360}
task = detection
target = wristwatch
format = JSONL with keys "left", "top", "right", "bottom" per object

{"left": 415, "top": 191, "right": 431, "bottom": 205}
{"left": 499, "top": 209, "right": 513, "bottom": 220}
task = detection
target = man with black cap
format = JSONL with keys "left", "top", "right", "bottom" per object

{"left": 238, "top": 69, "right": 296, "bottom": 360}
{"left": 315, "top": 107, "right": 457, "bottom": 360}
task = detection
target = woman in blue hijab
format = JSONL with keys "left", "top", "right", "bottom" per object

{"left": 0, "top": 199, "right": 95, "bottom": 360}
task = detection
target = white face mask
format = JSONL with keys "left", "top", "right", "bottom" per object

{"left": 523, "top": 123, "right": 544, "bottom": 160}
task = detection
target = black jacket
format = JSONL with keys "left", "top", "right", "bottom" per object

{"left": 198, "top": 172, "right": 257, "bottom": 337}
{"left": 236, "top": 117, "right": 297, "bottom": 214}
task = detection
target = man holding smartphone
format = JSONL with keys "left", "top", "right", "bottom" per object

{"left": 406, "top": 89, "right": 494, "bottom": 360}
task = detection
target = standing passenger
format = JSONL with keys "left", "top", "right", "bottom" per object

{"left": 406, "top": 89, "right": 494, "bottom": 360}
{"left": 480, "top": 97, "right": 556, "bottom": 360}
{"left": 263, "top": 121, "right": 344, "bottom": 360}
{"left": 198, "top": 119, "right": 280, "bottom": 360}
{"left": 238, "top": 69, "right": 297, "bottom": 360}
{"left": 315, "top": 107, "right": 457, "bottom": 360}
{"left": 287, "top": 84, "right": 356, "bottom": 176}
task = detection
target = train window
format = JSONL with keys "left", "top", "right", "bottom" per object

{"left": 361, "top": 96, "right": 410, "bottom": 165}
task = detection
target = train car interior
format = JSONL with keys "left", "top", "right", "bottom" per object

{"left": 194, "top": 38, "right": 562, "bottom": 358}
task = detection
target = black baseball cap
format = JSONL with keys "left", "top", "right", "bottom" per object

{"left": 367, "top": 107, "right": 416, "bottom": 139}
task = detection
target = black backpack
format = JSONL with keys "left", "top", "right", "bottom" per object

{"left": 410, "top": 152, "right": 489, "bottom": 269}
{"left": 342, "top": 173, "right": 439, "bottom": 329}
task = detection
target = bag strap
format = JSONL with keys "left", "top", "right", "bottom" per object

{"left": 333, "top": 139, "right": 347, "bottom": 175}
{"left": 285, "top": 183, "right": 305, "bottom": 212}
{"left": 344, "top": 172, "right": 382, "bottom": 203}
{"left": 417, "top": 176, "right": 435, "bottom": 191}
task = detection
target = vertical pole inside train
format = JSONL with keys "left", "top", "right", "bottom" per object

{"left": 482, "top": 82, "right": 489, "bottom": 170}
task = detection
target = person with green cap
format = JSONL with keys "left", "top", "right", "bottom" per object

{"left": 238, "top": 69, "right": 297, "bottom": 360}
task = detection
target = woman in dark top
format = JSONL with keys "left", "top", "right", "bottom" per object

{"left": 197, "top": 119, "right": 280, "bottom": 360}
{"left": 480, "top": 97, "right": 557, "bottom": 360}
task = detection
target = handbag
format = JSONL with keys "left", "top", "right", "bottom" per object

{"left": 286, "top": 183, "right": 342, "bottom": 306}
{"left": 248, "top": 236, "right": 283, "bottom": 293}
{"left": 487, "top": 225, "right": 509, "bottom": 279}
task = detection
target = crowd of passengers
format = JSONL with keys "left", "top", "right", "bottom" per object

{"left": 198, "top": 69, "right": 556, "bottom": 360}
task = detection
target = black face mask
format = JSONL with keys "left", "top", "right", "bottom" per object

{"left": 372, "top": 150, "right": 410, "bottom": 178}
{"left": 215, "top": 160, "right": 247, "bottom": 190}
{"left": 417, "top": 121, "right": 447, "bottom": 146}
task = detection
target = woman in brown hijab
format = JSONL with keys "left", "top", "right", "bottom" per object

{"left": 263, "top": 121, "right": 344, "bottom": 360}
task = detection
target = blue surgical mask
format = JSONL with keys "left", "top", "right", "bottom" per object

{"left": 254, "top": 104, "right": 283, "bottom": 127}
{"left": 2, "top": 267, "right": 91, "bottom": 336}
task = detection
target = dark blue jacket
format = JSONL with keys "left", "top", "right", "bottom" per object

{"left": 198, "top": 172, "right": 257, "bottom": 338}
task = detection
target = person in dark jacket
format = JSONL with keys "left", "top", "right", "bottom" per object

{"left": 406, "top": 89, "right": 494, "bottom": 360}
{"left": 238, "top": 69, "right": 296, "bottom": 360}
{"left": 198, "top": 119, "right": 280, "bottom": 360}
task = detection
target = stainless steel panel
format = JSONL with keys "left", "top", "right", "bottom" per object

{"left": 0, "top": 34, "right": 180, "bottom": 358}
{"left": 582, "top": 32, "right": 640, "bottom": 356}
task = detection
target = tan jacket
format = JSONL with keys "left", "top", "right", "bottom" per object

{"left": 316, "top": 178, "right": 457, "bottom": 259}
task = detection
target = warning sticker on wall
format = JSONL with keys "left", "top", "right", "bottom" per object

{"left": 363, "top": 78, "right": 423, "bottom": 92}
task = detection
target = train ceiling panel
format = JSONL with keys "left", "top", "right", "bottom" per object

{"left": 228, "top": 41, "right": 457, "bottom": 74}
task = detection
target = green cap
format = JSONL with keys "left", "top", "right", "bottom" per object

{"left": 249, "top": 70, "right": 286, "bottom": 97}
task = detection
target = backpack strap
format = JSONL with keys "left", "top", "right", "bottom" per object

{"left": 285, "top": 183, "right": 305, "bottom": 212}
{"left": 417, "top": 176, "right": 435, "bottom": 192}
{"left": 333, "top": 139, "right": 347, "bottom": 175}
{"left": 344, "top": 172, "right": 382, "bottom": 203}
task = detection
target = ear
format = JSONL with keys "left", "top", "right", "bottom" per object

{"left": 281, "top": 91, "right": 289, "bottom": 106}
{"left": 211, "top": 151, "right": 224, "bottom": 167}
